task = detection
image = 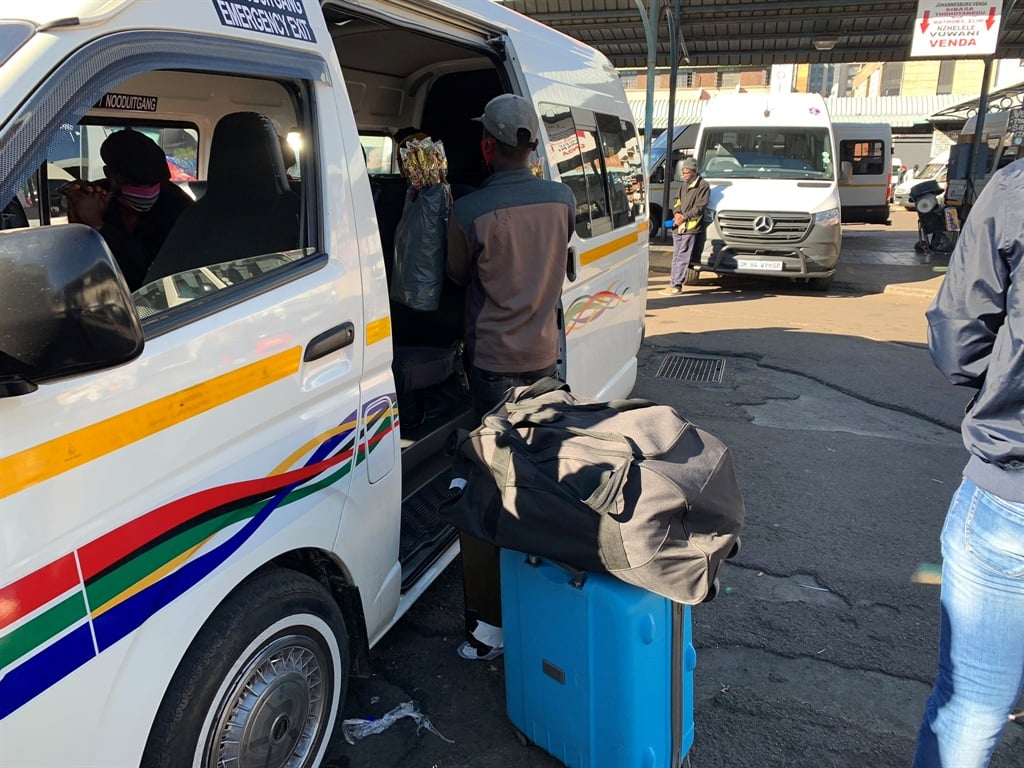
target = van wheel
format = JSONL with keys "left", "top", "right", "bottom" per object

{"left": 682, "top": 267, "right": 701, "bottom": 285}
{"left": 649, "top": 206, "right": 663, "bottom": 237}
{"left": 807, "top": 274, "right": 834, "bottom": 292}
{"left": 141, "top": 568, "right": 349, "bottom": 768}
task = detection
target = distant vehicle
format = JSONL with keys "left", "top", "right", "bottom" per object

{"left": 945, "top": 109, "right": 1023, "bottom": 209}
{"left": 689, "top": 91, "right": 842, "bottom": 291}
{"left": 894, "top": 150, "right": 949, "bottom": 209}
{"left": 889, "top": 156, "right": 906, "bottom": 202}
{"left": 646, "top": 123, "right": 698, "bottom": 235}
{"left": 834, "top": 122, "right": 892, "bottom": 224}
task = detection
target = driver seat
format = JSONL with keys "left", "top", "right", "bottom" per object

{"left": 145, "top": 112, "right": 299, "bottom": 283}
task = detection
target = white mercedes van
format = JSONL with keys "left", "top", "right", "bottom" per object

{"left": 689, "top": 92, "right": 842, "bottom": 290}
{"left": 0, "top": 2, "right": 648, "bottom": 765}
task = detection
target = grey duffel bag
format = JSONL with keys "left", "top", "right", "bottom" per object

{"left": 441, "top": 378, "right": 745, "bottom": 604}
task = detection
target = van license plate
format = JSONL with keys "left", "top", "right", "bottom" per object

{"left": 737, "top": 259, "right": 783, "bottom": 271}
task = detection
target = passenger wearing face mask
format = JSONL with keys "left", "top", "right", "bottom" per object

{"left": 61, "top": 129, "right": 193, "bottom": 290}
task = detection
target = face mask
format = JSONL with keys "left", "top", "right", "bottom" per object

{"left": 480, "top": 137, "right": 497, "bottom": 169}
{"left": 119, "top": 182, "right": 161, "bottom": 213}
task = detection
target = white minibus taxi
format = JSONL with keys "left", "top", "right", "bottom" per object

{"left": 690, "top": 92, "right": 842, "bottom": 290}
{"left": 834, "top": 121, "right": 892, "bottom": 225}
{"left": 0, "top": 1, "right": 648, "bottom": 765}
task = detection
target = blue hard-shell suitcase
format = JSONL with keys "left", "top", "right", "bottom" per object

{"left": 500, "top": 549, "right": 696, "bottom": 768}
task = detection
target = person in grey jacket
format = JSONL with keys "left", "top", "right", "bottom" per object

{"left": 446, "top": 94, "right": 575, "bottom": 662}
{"left": 914, "top": 158, "right": 1024, "bottom": 768}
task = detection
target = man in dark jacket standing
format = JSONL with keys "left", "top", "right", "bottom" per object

{"left": 446, "top": 93, "right": 575, "bottom": 662}
{"left": 914, "top": 158, "right": 1024, "bottom": 768}
{"left": 661, "top": 156, "right": 709, "bottom": 295}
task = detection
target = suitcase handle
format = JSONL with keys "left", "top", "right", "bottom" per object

{"left": 525, "top": 554, "right": 586, "bottom": 589}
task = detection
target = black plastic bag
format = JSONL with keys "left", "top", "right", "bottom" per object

{"left": 390, "top": 183, "right": 451, "bottom": 311}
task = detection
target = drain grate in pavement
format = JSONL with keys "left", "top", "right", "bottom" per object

{"left": 656, "top": 355, "right": 726, "bottom": 383}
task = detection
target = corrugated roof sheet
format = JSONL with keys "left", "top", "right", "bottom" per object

{"left": 628, "top": 93, "right": 971, "bottom": 130}
{"left": 499, "top": 0, "right": 1024, "bottom": 69}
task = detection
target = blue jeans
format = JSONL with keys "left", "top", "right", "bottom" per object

{"left": 914, "top": 478, "right": 1024, "bottom": 767}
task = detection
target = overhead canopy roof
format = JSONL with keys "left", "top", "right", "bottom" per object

{"left": 498, "top": 0, "right": 1024, "bottom": 69}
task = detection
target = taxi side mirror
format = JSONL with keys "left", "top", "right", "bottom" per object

{"left": 0, "top": 224, "right": 143, "bottom": 396}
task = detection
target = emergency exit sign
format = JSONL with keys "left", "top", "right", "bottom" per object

{"left": 911, "top": 0, "right": 1002, "bottom": 57}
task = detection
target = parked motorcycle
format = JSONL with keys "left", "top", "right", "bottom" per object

{"left": 909, "top": 179, "right": 958, "bottom": 256}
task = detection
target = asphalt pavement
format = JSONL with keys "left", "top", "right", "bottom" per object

{"left": 329, "top": 209, "right": 1024, "bottom": 768}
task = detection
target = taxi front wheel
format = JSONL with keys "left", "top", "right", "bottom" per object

{"left": 141, "top": 568, "right": 350, "bottom": 768}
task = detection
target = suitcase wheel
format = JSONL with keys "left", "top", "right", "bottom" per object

{"left": 727, "top": 538, "right": 741, "bottom": 560}
{"left": 513, "top": 727, "right": 531, "bottom": 747}
{"left": 703, "top": 578, "right": 720, "bottom": 603}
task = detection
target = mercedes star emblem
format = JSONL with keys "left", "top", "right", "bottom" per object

{"left": 753, "top": 215, "right": 775, "bottom": 234}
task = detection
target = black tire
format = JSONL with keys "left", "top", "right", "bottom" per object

{"left": 649, "top": 205, "right": 663, "bottom": 237}
{"left": 141, "top": 568, "right": 350, "bottom": 768}
{"left": 807, "top": 274, "right": 834, "bottom": 292}
{"left": 682, "top": 266, "right": 701, "bottom": 285}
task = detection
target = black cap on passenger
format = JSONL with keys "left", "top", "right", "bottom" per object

{"left": 100, "top": 129, "right": 170, "bottom": 185}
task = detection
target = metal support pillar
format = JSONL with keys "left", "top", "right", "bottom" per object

{"left": 637, "top": 0, "right": 660, "bottom": 174}
{"left": 657, "top": 0, "right": 682, "bottom": 243}
{"left": 963, "top": 56, "right": 994, "bottom": 221}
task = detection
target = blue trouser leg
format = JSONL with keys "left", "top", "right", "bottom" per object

{"left": 913, "top": 478, "right": 1024, "bottom": 767}
{"left": 670, "top": 231, "right": 696, "bottom": 286}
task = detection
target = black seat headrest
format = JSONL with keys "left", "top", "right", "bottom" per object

{"left": 207, "top": 112, "right": 290, "bottom": 197}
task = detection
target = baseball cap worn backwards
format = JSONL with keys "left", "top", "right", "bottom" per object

{"left": 474, "top": 94, "right": 539, "bottom": 148}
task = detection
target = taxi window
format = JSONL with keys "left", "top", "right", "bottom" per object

{"left": 541, "top": 104, "right": 644, "bottom": 238}
{"left": 17, "top": 122, "right": 198, "bottom": 228}
{"left": 2, "top": 66, "right": 320, "bottom": 329}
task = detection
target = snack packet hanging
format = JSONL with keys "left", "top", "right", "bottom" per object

{"left": 400, "top": 137, "right": 448, "bottom": 189}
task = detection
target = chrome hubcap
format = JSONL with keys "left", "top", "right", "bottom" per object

{"left": 207, "top": 634, "right": 328, "bottom": 768}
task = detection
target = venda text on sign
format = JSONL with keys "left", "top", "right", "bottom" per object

{"left": 910, "top": 0, "right": 1001, "bottom": 57}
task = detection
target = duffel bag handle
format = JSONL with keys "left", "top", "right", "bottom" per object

{"left": 504, "top": 396, "right": 658, "bottom": 425}
{"left": 483, "top": 418, "right": 640, "bottom": 517}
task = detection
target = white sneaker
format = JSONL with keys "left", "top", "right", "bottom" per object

{"left": 458, "top": 620, "right": 504, "bottom": 660}
{"left": 457, "top": 641, "right": 504, "bottom": 661}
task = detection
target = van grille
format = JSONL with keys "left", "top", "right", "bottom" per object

{"left": 717, "top": 211, "right": 812, "bottom": 243}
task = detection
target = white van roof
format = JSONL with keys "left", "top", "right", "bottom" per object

{"left": 700, "top": 92, "right": 832, "bottom": 128}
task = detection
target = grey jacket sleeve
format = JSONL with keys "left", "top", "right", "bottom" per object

{"left": 925, "top": 170, "right": 1010, "bottom": 389}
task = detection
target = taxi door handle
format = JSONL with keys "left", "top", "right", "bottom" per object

{"left": 304, "top": 321, "right": 355, "bottom": 362}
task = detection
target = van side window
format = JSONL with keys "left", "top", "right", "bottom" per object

{"left": 594, "top": 113, "right": 644, "bottom": 228}
{"left": 4, "top": 67, "right": 318, "bottom": 324}
{"left": 840, "top": 139, "right": 884, "bottom": 176}
{"left": 540, "top": 104, "right": 644, "bottom": 239}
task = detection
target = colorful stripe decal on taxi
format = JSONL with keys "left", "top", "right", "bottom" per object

{"left": 0, "top": 347, "right": 303, "bottom": 501}
{"left": 365, "top": 317, "right": 391, "bottom": 346}
{"left": 0, "top": 398, "right": 400, "bottom": 720}
{"left": 578, "top": 222, "right": 647, "bottom": 267}
{"left": 564, "top": 282, "right": 633, "bottom": 335}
